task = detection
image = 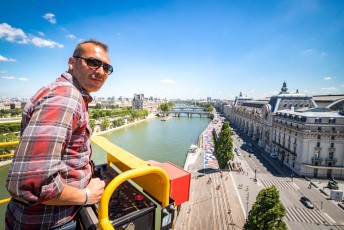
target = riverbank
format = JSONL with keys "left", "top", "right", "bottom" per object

{"left": 0, "top": 114, "right": 158, "bottom": 168}
{"left": 92, "top": 113, "right": 157, "bottom": 136}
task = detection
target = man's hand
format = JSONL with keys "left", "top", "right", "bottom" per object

{"left": 85, "top": 178, "right": 105, "bottom": 204}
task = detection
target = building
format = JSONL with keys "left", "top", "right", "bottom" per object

{"left": 221, "top": 82, "right": 344, "bottom": 179}
{"left": 132, "top": 94, "right": 144, "bottom": 110}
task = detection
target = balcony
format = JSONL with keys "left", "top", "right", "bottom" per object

{"left": 311, "top": 157, "right": 323, "bottom": 164}
{"left": 325, "top": 158, "right": 337, "bottom": 163}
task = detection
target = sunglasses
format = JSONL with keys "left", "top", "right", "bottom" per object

{"left": 73, "top": 56, "right": 113, "bottom": 75}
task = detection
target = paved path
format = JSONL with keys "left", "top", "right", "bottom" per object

{"left": 174, "top": 119, "right": 246, "bottom": 230}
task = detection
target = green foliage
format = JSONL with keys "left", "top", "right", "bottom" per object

{"left": 100, "top": 118, "right": 110, "bottom": 131}
{"left": 0, "top": 123, "right": 21, "bottom": 134}
{"left": 196, "top": 102, "right": 213, "bottom": 112}
{"left": 0, "top": 108, "right": 23, "bottom": 117}
{"left": 215, "top": 127, "right": 233, "bottom": 168}
{"left": 94, "top": 103, "right": 105, "bottom": 109}
{"left": 89, "top": 119, "right": 96, "bottom": 130}
{"left": 244, "top": 186, "right": 287, "bottom": 230}
{"left": 112, "top": 119, "right": 124, "bottom": 127}
{"left": 0, "top": 132, "right": 19, "bottom": 154}
{"left": 221, "top": 121, "right": 230, "bottom": 131}
{"left": 158, "top": 102, "right": 171, "bottom": 112}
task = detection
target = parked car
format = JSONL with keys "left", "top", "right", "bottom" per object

{"left": 270, "top": 152, "right": 278, "bottom": 159}
{"left": 248, "top": 143, "right": 252, "bottom": 147}
{"left": 300, "top": 197, "right": 314, "bottom": 209}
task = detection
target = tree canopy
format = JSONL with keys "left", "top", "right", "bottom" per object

{"left": 215, "top": 121, "right": 233, "bottom": 168}
{"left": 244, "top": 186, "right": 287, "bottom": 230}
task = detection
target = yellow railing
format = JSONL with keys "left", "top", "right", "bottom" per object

{"left": 98, "top": 166, "right": 170, "bottom": 230}
{"left": 0, "top": 141, "right": 18, "bottom": 204}
{"left": 0, "top": 137, "right": 172, "bottom": 230}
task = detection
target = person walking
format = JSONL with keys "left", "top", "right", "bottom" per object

{"left": 5, "top": 39, "right": 113, "bottom": 229}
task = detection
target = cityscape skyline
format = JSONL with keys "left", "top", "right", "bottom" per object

{"left": 1, "top": 0, "right": 344, "bottom": 100}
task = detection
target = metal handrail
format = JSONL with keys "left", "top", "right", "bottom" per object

{"left": 98, "top": 166, "right": 170, "bottom": 230}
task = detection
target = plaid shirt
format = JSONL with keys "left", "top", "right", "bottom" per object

{"left": 6, "top": 72, "right": 93, "bottom": 229}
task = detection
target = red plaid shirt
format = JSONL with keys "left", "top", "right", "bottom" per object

{"left": 6, "top": 72, "right": 93, "bottom": 229}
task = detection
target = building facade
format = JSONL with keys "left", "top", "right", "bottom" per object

{"left": 221, "top": 82, "right": 344, "bottom": 179}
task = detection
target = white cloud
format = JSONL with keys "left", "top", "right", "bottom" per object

{"left": 0, "top": 70, "right": 7, "bottom": 74}
{"left": 215, "top": 91, "right": 223, "bottom": 94}
{"left": 38, "top": 31, "right": 45, "bottom": 36}
{"left": 161, "top": 79, "right": 176, "bottom": 84}
{"left": 0, "top": 23, "right": 29, "bottom": 44}
{"left": 31, "top": 36, "right": 64, "bottom": 48}
{"left": 18, "top": 77, "right": 29, "bottom": 81}
{"left": 1, "top": 76, "right": 16, "bottom": 80}
{"left": 43, "top": 13, "right": 56, "bottom": 24}
{"left": 0, "top": 23, "right": 63, "bottom": 48}
{"left": 66, "top": 34, "right": 76, "bottom": 39}
{"left": 0, "top": 55, "right": 16, "bottom": 62}
{"left": 301, "top": 48, "right": 327, "bottom": 56}
{"left": 321, "top": 87, "right": 338, "bottom": 91}
{"left": 340, "top": 85, "right": 344, "bottom": 87}
{"left": 324, "top": 76, "right": 331, "bottom": 80}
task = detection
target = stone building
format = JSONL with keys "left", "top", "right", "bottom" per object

{"left": 132, "top": 94, "right": 144, "bottom": 110}
{"left": 221, "top": 82, "right": 344, "bottom": 179}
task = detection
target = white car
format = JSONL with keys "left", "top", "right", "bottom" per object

{"left": 270, "top": 153, "right": 278, "bottom": 159}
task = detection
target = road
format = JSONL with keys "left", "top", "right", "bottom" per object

{"left": 230, "top": 124, "right": 344, "bottom": 230}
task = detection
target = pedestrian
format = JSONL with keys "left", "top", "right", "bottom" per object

{"left": 5, "top": 40, "right": 113, "bottom": 229}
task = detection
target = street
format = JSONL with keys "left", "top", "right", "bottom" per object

{"left": 230, "top": 125, "right": 344, "bottom": 230}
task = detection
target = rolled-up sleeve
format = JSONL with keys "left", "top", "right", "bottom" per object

{"left": 6, "top": 85, "right": 87, "bottom": 204}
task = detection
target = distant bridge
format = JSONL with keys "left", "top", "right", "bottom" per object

{"left": 161, "top": 107, "right": 213, "bottom": 118}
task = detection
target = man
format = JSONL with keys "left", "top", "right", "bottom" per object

{"left": 5, "top": 39, "right": 113, "bottom": 229}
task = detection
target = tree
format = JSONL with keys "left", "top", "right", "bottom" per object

{"left": 100, "top": 118, "right": 110, "bottom": 131}
{"left": 221, "top": 121, "right": 230, "bottom": 131}
{"left": 244, "top": 186, "right": 287, "bottom": 230}
{"left": 89, "top": 119, "right": 96, "bottom": 130}
{"left": 158, "top": 102, "right": 171, "bottom": 112}
{"left": 215, "top": 127, "right": 233, "bottom": 168}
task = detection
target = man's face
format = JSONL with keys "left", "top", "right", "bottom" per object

{"left": 69, "top": 43, "right": 111, "bottom": 93}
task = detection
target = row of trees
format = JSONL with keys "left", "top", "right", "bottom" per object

{"left": 214, "top": 121, "right": 234, "bottom": 168}
{"left": 0, "top": 108, "right": 23, "bottom": 117}
{"left": 213, "top": 118, "right": 286, "bottom": 229}
{"left": 195, "top": 102, "right": 214, "bottom": 112}
{"left": 0, "top": 123, "right": 21, "bottom": 135}
{"left": 89, "top": 109, "right": 148, "bottom": 131}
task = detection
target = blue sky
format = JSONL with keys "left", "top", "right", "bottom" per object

{"left": 1, "top": 0, "right": 344, "bottom": 100}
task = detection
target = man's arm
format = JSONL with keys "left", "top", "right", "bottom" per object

{"left": 43, "top": 178, "right": 105, "bottom": 206}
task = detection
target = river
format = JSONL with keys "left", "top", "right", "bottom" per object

{"left": 0, "top": 115, "right": 210, "bottom": 222}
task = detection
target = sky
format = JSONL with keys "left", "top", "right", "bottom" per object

{"left": 0, "top": 0, "right": 344, "bottom": 100}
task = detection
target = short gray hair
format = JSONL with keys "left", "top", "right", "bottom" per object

{"left": 73, "top": 39, "right": 109, "bottom": 56}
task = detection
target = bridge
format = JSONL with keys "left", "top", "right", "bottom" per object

{"left": 161, "top": 107, "right": 213, "bottom": 118}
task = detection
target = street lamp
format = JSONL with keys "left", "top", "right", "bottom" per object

{"left": 254, "top": 169, "right": 257, "bottom": 181}
{"left": 246, "top": 192, "right": 249, "bottom": 220}
{"left": 321, "top": 201, "right": 323, "bottom": 210}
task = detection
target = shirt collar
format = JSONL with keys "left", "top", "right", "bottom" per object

{"left": 61, "top": 72, "right": 93, "bottom": 104}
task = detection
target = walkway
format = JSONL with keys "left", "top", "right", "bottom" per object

{"left": 174, "top": 121, "right": 246, "bottom": 230}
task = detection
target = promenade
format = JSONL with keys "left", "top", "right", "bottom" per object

{"left": 175, "top": 119, "right": 246, "bottom": 230}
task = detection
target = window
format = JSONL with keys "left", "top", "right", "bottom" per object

{"left": 317, "top": 127, "right": 321, "bottom": 131}
{"left": 317, "top": 135, "right": 321, "bottom": 139}
{"left": 332, "top": 127, "right": 335, "bottom": 132}
{"left": 329, "top": 118, "right": 336, "bottom": 124}
{"left": 331, "top": 143, "right": 334, "bottom": 148}
{"left": 331, "top": 136, "right": 335, "bottom": 140}
{"left": 317, "top": 142, "right": 320, "bottom": 147}
{"left": 329, "top": 152, "right": 334, "bottom": 159}
{"left": 314, "top": 149, "right": 320, "bottom": 159}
